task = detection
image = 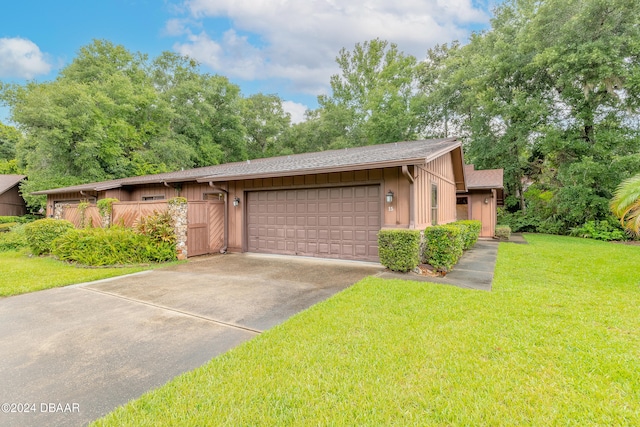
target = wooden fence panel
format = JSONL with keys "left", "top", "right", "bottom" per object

{"left": 208, "top": 201, "right": 225, "bottom": 252}
{"left": 111, "top": 201, "right": 168, "bottom": 227}
{"left": 62, "top": 205, "right": 102, "bottom": 228}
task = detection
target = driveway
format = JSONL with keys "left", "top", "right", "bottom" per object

{"left": 0, "top": 253, "right": 383, "bottom": 427}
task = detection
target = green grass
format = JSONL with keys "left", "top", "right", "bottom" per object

{"left": 0, "top": 251, "right": 159, "bottom": 297}
{"left": 93, "top": 234, "right": 640, "bottom": 426}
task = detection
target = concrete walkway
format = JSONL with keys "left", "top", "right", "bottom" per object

{"left": 379, "top": 239, "right": 501, "bottom": 291}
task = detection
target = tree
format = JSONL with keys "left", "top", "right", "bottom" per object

{"left": 0, "top": 41, "right": 247, "bottom": 210}
{"left": 317, "top": 39, "right": 426, "bottom": 147}
{"left": 0, "top": 122, "right": 22, "bottom": 173}
{"left": 611, "top": 174, "right": 640, "bottom": 237}
{"left": 420, "top": 0, "right": 640, "bottom": 232}
{"left": 240, "top": 93, "right": 291, "bottom": 159}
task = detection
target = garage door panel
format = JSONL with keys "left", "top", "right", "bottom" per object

{"left": 247, "top": 185, "right": 380, "bottom": 261}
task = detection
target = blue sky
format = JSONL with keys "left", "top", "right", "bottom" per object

{"left": 1, "top": 0, "right": 498, "bottom": 124}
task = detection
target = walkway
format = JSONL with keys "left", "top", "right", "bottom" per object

{"left": 379, "top": 239, "right": 502, "bottom": 291}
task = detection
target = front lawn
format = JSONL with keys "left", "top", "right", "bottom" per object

{"left": 93, "top": 234, "right": 640, "bottom": 426}
{"left": 0, "top": 251, "right": 156, "bottom": 297}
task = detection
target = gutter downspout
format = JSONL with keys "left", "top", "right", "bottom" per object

{"left": 209, "top": 182, "right": 229, "bottom": 253}
{"left": 402, "top": 165, "right": 415, "bottom": 229}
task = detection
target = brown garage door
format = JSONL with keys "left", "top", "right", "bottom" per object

{"left": 247, "top": 185, "right": 380, "bottom": 261}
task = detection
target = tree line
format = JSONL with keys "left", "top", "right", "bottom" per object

{"left": 1, "top": 0, "right": 639, "bottom": 235}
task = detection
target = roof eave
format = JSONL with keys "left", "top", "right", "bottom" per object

{"left": 196, "top": 158, "right": 431, "bottom": 183}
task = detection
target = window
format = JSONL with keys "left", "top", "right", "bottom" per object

{"left": 142, "top": 195, "right": 165, "bottom": 201}
{"left": 431, "top": 183, "right": 438, "bottom": 225}
{"left": 203, "top": 193, "right": 224, "bottom": 201}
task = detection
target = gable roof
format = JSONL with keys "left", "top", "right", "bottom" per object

{"left": 34, "top": 138, "right": 464, "bottom": 195}
{"left": 0, "top": 175, "right": 26, "bottom": 196}
{"left": 464, "top": 165, "right": 503, "bottom": 189}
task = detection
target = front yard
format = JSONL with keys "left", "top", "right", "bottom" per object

{"left": 91, "top": 234, "right": 640, "bottom": 426}
{"left": 0, "top": 251, "right": 155, "bottom": 297}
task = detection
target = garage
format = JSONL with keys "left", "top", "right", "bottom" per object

{"left": 247, "top": 185, "right": 381, "bottom": 261}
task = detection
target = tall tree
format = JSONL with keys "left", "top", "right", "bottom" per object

{"left": 421, "top": 0, "right": 640, "bottom": 231}
{"left": 318, "top": 39, "right": 426, "bottom": 147}
{"left": 240, "top": 93, "right": 291, "bottom": 159}
{"left": 0, "top": 41, "right": 247, "bottom": 209}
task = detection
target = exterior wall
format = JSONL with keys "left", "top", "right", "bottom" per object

{"left": 415, "top": 152, "right": 457, "bottom": 229}
{"left": 44, "top": 154, "right": 463, "bottom": 257}
{"left": 468, "top": 190, "right": 497, "bottom": 237}
{"left": 222, "top": 168, "right": 409, "bottom": 252}
{"left": 0, "top": 185, "right": 27, "bottom": 216}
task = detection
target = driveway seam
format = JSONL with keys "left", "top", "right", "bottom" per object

{"left": 80, "top": 287, "right": 262, "bottom": 334}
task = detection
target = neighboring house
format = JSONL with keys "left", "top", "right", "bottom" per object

{"left": 35, "top": 138, "right": 469, "bottom": 261}
{"left": 457, "top": 165, "right": 504, "bottom": 238}
{"left": 0, "top": 174, "right": 27, "bottom": 216}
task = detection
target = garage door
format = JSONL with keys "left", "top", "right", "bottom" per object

{"left": 247, "top": 185, "right": 380, "bottom": 261}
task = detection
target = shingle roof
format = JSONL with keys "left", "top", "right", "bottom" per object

{"left": 34, "top": 138, "right": 462, "bottom": 195}
{"left": 0, "top": 175, "right": 26, "bottom": 195}
{"left": 464, "top": 165, "right": 503, "bottom": 189}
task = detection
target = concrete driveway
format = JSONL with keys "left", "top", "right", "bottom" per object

{"left": 0, "top": 253, "right": 383, "bottom": 427}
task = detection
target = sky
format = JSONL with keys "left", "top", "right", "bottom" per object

{"left": 0, "top": 0, "right": 498, "bottom": 124}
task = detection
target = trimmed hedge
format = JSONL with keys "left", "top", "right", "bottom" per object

{"left": 378, "top": 229, "right": 421, "bottom": 272}
{"left": 52, "top": 227, "right": 177, "bottom": 266}
{"left": 24, "top": 218, "right": 75, "bottom": 255}
{"left": 423, "top": 224, "right": 464, "bottom": 272}
{"left": 452, "top": 220, "right": 482, "bottom": 250}
{"left": 495, "top": 225, "right": 512, "bottom": 240}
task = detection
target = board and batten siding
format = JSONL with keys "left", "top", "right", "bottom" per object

{"left": 224, "top": 169, "right": 389, "bottom": 253}
{"left": 416, "top": 152, "right": 457, "bottom": 229}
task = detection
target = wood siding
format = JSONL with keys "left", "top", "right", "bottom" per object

{"left": 416, "top": 153, "right": 457, "bottom": 229}
{"left": 0, "top": 185, "right": 27, "bottom": 216}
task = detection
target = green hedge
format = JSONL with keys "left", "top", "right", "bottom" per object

{"left": 52, "top": 227, "right": 176, "bottom": 266}
{"left": 24, "top": 219, "right": 75, "bottom": 255}
{"left": 423, "top": 225, "right": 464, "bottom": 272}
{"left": 378, "top": 229, "right": 421, "bottom": 272}
{"left": 452, "top": 220, "right": 482, "bottom": 250}
{"left": 0, "top": 224, "right": 28, "bottom": 252}
{"left": 495, "top": 225, "right": 512, "bottom": 240}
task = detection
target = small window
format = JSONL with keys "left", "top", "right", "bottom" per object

{"left": 142, "top": 195, "right": 165, "bottom": 201}
{"left": 203, "top": 193, "right": 224, "bottom": 201}
{"left": 431, "top": 183, "right": 438, "bottom": 226}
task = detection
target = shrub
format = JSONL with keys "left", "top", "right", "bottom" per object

{"left": 97, "top": 198, "right": 118, "bottom": 217}
{"left": 0, "top": 222, "right": 17, "bottom": 232}
{"left": 24, "top": 218, "right": 74, "bottom": 255}
{"left": 569, "top": 220, "right": 627, "bottom": 242}
{"left": 135, "top": 210, "right": 176, "bottom": 245}
{"left": 378, "top": 229, "right": 421, "bottom": 272}
{"left": 0, "top": 216, "right": 20, "bottom": 224}
{"left": 423, "top": 225, "right": 464, "bottom": 272}
{"left": 0, "top": 224, "right": 28, "bottom": 252}
{"left": 52, "top": 227, "right": 176, "bottom": 266}
{"left": 453, "top": 220, "right": 481, "bottom": 250}
{"left": 495, "top": 225, "right": 512, "bottom": 240}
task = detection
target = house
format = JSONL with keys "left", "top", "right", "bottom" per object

{"left": 0, "top": 174, "right": 27, "bottom": 216}
{"left": 35, "top": 138, "right": 474, "bottom": 261}
{"left": 457, "top": 165, "right": 504, "bottom": 238}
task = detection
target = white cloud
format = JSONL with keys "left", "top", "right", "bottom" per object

{"left": 282, "top": 100, "right": 308, "bottom": 124}
{"left": 0, "top": 37, "right": 52, "bottom": 79}
{"left": 173, "top": 0, "right": 492, "bottom": 96}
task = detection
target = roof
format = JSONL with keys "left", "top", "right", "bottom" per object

{"left": 34, "top": 138, "right": 463, "bottom": 195}
{"left": 464, "top": 165, "right": 503, "bottom": 189}
{"left": 0, "top": 175, "right": 26, "bottom": 196}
